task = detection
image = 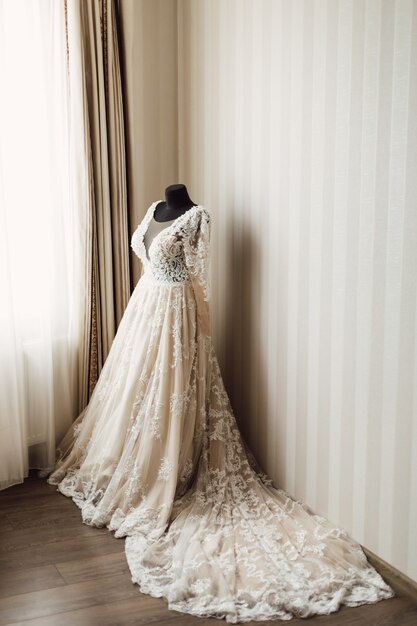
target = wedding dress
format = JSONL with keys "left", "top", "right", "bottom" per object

{"left": 48, "top": 201, "right": 394, "bottom": 623}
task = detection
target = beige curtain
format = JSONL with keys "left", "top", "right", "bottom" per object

{"left": 66, "top": 0, "right": 130, "bottom": 408}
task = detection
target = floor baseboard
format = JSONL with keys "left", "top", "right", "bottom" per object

{"left": 363, "top": 546, "right": 417, "bottom": 602}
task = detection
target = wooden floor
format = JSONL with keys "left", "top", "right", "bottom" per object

{"left": 0, "top": 474, "right": 416, "bottom": 626}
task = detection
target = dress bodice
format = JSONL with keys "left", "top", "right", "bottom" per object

{"left": 131, "top": 201, "right": 211, "bottom": 295}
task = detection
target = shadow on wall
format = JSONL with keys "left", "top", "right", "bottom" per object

{"left": 217, "top": 210, "right": 284, "bottom": 490}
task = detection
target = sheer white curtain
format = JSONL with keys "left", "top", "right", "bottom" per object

{"left": 0, "top": 0, "right": 86, "bottom": 489}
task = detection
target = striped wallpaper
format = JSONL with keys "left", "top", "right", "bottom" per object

{"left": 119, "top": 0, "right": 417, "bottom": 582}
{"left": 177, "top": 0, "right": 417, "bottom": 581}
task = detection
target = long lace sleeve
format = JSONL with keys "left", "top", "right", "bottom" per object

{"left": 131, "top": 225, "right": 143, "bottom": 259}
{"left": 183, "top": 207, "right": 211, "bottom": 337}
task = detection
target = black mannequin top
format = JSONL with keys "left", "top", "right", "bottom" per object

{"left": 154, "top": 183, "right": 197, "bottom": 222}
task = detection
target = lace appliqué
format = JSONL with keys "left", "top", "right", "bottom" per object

{"left": 131, "top": 202, "right": 211, "bottom": 293}
{"left": 158, "top": 456, "right": 173, "bottom": 482}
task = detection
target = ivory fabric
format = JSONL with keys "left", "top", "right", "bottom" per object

{"left": 48, "top": 201, "right": 393, "bottom": 622}
{"left": 65, "top": 0, "right": 130, "bottom": 406}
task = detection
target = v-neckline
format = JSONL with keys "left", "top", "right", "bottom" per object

{"left": 143, "top": 201, "right": 201, "bottom": 261}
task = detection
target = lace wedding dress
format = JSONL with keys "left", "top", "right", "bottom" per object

{"left": 48, "top": 201, "right": 394, "bottom": 622}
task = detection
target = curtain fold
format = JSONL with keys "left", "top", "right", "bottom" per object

{"left": 66, "top": 0, "right": 130, "bottom": 408}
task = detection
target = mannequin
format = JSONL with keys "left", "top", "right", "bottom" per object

{"left": 143, "top": 183, "right": 197, "bottom": 259}
{"left": 155, "top": 183, "right": 197, "bottom": 221}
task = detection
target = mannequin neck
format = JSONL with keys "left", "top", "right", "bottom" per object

{"left": 165, "top": 184, "right": 195, "bottom": 210}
